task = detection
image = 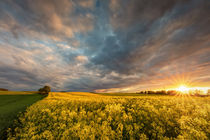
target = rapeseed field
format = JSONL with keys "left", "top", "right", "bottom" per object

{"left": 8, "top": 92, "right": 210, "bottom": 140}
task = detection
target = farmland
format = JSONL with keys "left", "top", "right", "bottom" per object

{"left": 0, "top": 91, "right": 45, "bottom": 139}
{"left": 7, "top": 92, "right": 210, "bottom": 139}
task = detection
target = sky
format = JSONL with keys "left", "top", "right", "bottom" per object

{"left": 0, "top": 0, "right": 210, "bottom": 92}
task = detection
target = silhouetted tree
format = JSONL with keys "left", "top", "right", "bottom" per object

{"left": 207, "top": 89, "right": 210, "bottom": 96}
{"left": 167, "top": 90, "right": 176, "bottom": 95}
{"left": 147, "top": 91, "right": 155, "bottom": 94}
{"left": 38, "top": 85, "right": 51, "bottom": 95}
{"left": 0, "top": 88, "right": 8, "bottom": 91}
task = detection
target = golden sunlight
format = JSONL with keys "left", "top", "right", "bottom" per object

{"left": 170, "top": 85, "right": 210, "bottom": 95}
{"left": 176, "top": 85, "right": 189, "bottom": 93}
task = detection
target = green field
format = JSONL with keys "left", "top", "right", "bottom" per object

{"left": 6, "top": 92, "right": 210, "bottom": 140}
{"left": 0, "top": 91, "right": 45, "bottom": 139}
{"left": 0, "top": 91, "right": 37, "bottom": 95}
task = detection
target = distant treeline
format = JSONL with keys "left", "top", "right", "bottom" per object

{"left": 137, "top": 90, "right": 210, "bottom": 96}
{"left": 137, "top": 90, "right": 176, "bottom": 95}
{"left": 0, "top": 88, "right": 8, "bottom": 91}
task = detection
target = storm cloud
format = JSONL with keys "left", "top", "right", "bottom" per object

{"left": 0, "top": 0, "right": 210, "bottom": 92}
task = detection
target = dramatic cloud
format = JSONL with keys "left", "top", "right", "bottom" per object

{"left": 0, "top": 0, "right": 209, "bottom": 92}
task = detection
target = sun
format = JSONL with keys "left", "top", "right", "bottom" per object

{"left": 177, "top": 85, "right": 189, "bottom": 93}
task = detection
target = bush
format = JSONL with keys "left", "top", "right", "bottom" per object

{"left": 38, "top": 86, "right": 51, "bottom": 95}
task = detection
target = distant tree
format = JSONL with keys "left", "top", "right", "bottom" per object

{"left": 207, "top": 89, "right": 210, "bottom": 96}
{"left": 160, "top": 90, "right": 166, "bottom": 95}
{"left": 0, "top": 88, "right": 8, "bottom": 91}
{"left": 147, "top": 91, "right": 155, "bottom": 94}
{"left": 38, "top": 86, "right": 51, "bottom": 95}
{"left": 155, "top": 91, "right": 161, "bottom": 94}
{"left": 140, "top": 91, "right": 144, "bottom": 94}
{"left": 167, "top": 90, "right": 176, "bottom": 95}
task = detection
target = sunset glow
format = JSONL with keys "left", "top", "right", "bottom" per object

{"left": 176, "top": 85, "right": 189, "bottom": 93}
{"left": 166, "top": 85, "right": 210, "bottom": 95}
{"left": 0, "top": 0, "right": 210, "bottom": 139}
{"left": 0, "top": 0, "right": 209, "bottom": 93}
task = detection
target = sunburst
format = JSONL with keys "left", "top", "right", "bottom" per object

{"left": 176, "top": 85, "right": 189, "bottom": 93}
